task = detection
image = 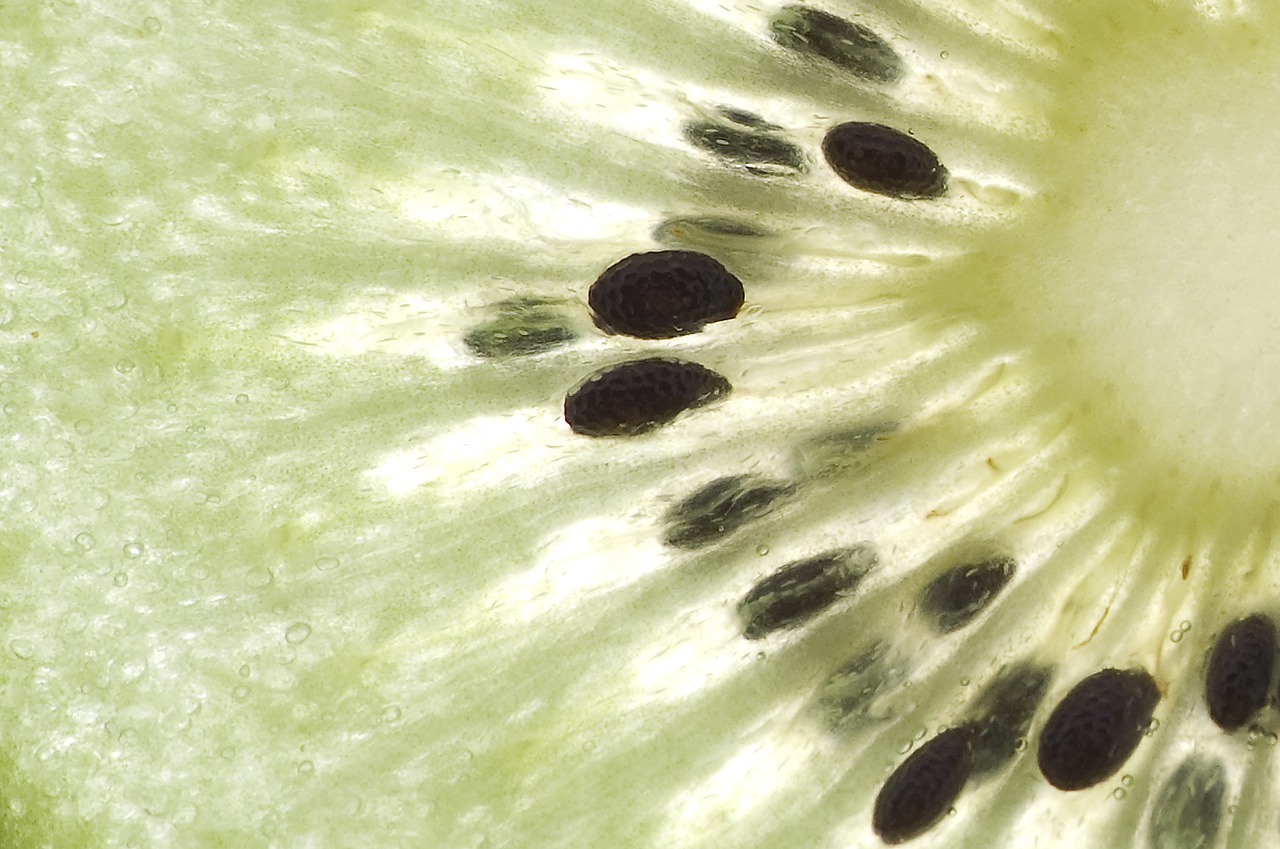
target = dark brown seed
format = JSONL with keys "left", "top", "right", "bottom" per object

{"left": 1204, "top": 613, "right": 1277, "bottom": 731}
{"left": 1037, "top": 668, "right": 1160, "bottom": 791}
{"left": 873, "top": 725, "right": 975, "bottom": 844}
{"left": 822, "top": 122, "right": 948, "bottom": 200}
{"left": 563, "top": 358, "right": 730, "bottom": 437}
{"left": 589, "top": 250, "right": 745, "bottom": 339}
{"left": 738, "top": 545, "right": 876, "bottom": 639}
{"left": 920, "top": 556, "right": 1016, "bottom": 633}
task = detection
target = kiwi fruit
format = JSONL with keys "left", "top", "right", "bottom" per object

{"left": 6, "top": 1, "right": 1280, "bottom": 848}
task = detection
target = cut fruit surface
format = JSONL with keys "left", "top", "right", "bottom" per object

{"left": 969, "top": 5, "right": 1280, "bottom": 493}
{"left": 5, "top": 1, "right": 1280, "bottom": 848}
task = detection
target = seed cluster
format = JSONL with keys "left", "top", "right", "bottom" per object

{"left": 863, "top": 606, "right": 1280, "bottom": 843}
{"left": 457, "top": 3, "right": 1256, "bottom": 844}
{"left": 561, "top": 246, "right": 741, "bottom": 436}
{"left": 873, "top": 663, "right": 1052, "bottom": 842}
{"left": 455, "top": 6, "right": 951, "bottom": 439}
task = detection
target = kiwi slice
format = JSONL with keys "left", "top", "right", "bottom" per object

{"left": 6, "top": 1, "right": 1280, "bottom": 848}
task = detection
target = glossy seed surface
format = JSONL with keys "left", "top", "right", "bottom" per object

{"left": 564, "top": 358, "right": 730, "bottom": 437}
{"left": 1037, "top": 668, "right": 1161, "bottom": 791}
{"left": 588, "top": 250, "right": 746, "bottom": 339}
{"left": 873, "top": 725, "right": 975, "bottom": 844}
{"left": 662, "top": 475, "right": 795, "bottom": 549}
{"left": 769, "top": 5, "right": 903, "bottom": 84}
{"left": 920, "top": 556, "right": 1016, "bottom": 633}
{"left": 1204, "top": 613, "right": 1277, "bottom": 731}
{"left": 822, "top": 122, "right": 948, "bottom": 200}
{"left": 739, "top": 545, "right": 876, "bottom": 639}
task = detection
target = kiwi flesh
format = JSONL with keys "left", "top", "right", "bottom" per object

{"left": 6, "top": 1, "right": 1280, "bottom": 849}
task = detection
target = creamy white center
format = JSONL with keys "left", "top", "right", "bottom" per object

{"left": 989, "top": 17, "right": 1280, "bottom": 487}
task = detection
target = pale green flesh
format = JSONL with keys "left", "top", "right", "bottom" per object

{"left": 2, "top": 1, "right": 1278, "bottom": 848}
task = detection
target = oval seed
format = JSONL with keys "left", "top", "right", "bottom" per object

{"left": 873, "top": 725, "right": 975, "bottom": 844}
{"left": 464, "top": 298, "right": 575, "bottom": 358}
{"left": 1037, "top": 668, "right": 1161, "bottom": 791}
{"left": 563, "top": 358, "right": 730, "bottom": 437}
{"left": 920, "top": 556, "right": 1016, "bottom": 634}
{"left": 662, "top": 475, "right": 795, "bottom": 549}
{"left": 769, "top": 5, "right": 903, "bottom": 84}
{"left": 589, "top": 250, "right": 745, "bottom": 339}
{"left": 739, "top": 544, "right": 876, "bottom": 639}
{"left": 684, "top": 118, "right": 806, "bottom": 176}
{"left": 822, "top": 122, "right": 948, "bottom": 200}
{"left": 1204, "top": 613, "right": 1277, "bottom": 731}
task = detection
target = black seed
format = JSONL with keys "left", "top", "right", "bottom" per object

{"left": 968, "top": 663, "right": 1053, "bottom": 777}
{"left": 770, "top": 5, "right": 903, "bottom": 84}
{"left": 684, "top": 119, "right": 806, "bottom": 175}
{"left": 920, "top": 556, "right": 1016, "bottom": 633}
{"left": 662, "top": 475, "right": 795, "bottom": 549}
{"left": 1037, "top": 668, "right": 1161, "bottom": 791}
{"left": 564, "top": 358, "right": 730, "bottom": 437}
{"left": 822, "top": 122, "right": 948, "bottom": 200}
{"left": 588, "top": 250, "right": 745, "bottom": 340}
{"left": 1204, "top": 613, "right": 1277, "bottom": 731}
{"left": 1147, "top": 756, "right": 1226, "bottom": 849}
{"left": 739, "top": 544, "right": 876, "bottom": 639}
{"left": 873, "top": 725, "right": 975, "bottom": 844}
{"left": 464, "top": 299, "right": 576, "bottom": 358}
